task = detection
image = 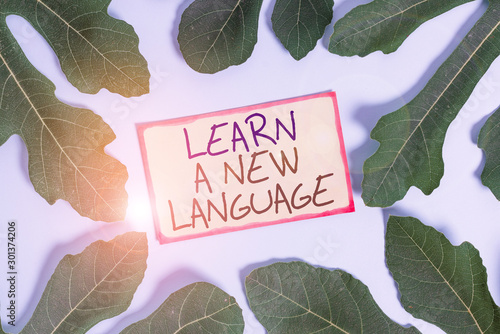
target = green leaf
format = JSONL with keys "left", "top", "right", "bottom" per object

{"left": 478, "top": 106, "right": 500, "bottom": 200}
{"left": 245, "top": 261, "right": 419, "bottom": 333}
{"left": 121, "top": 282, "right": 244, "bottom": 333}
{"left": 0, "top": 11, "right": 130, "bottom": 221}
{"left": 20, "top": 232, "right": 148, "bottom": 334}
{"left": 178, "top": 0, "right": 264, "bottom": 74}
{"left": 4, "top": 0, "right": 150, "bottom": 97}
{"left": 329, "top": 0, "right": 474, "bottom": 56}
{"left": 272, "top": 0, "right": 334, "bottom": 60}
{"left": 361, "top": 2, "right": 500, "bottom": 207}
{"left": 386, "top": 216, "right": 500, "bottom": 333}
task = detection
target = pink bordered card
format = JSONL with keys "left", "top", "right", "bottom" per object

{"left": 137, "top": 92, "right": 354, "bottom": 244}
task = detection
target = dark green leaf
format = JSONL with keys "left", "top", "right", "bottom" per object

{"left": 329, "top": 0, "right": 474, "bottom": 56}
{"left": 478, "top": 106, "right": 500, "bottom": 200}
{"left": 4, "top": 0, "right": 150, "bottom": 97}
{"left": 121, "top": 282, "right": 244, "bottom": 333}
{"left": 0, "top": 37, "right": 129, "bottom": 221}
{"left": 246, "top": 261, "right": 419, "bottom": 333}
{"left": 0, "top": 5, "right": 132, "bottom": 221}
{"left": 20, "top": 232, "right": 148, "bottom": 334}
{"left": 386, "top": 216, "right": 500, "bottom": 333}
{"left": 361, "top": 2, "right": 500, "bottom": 207}
{"left": 178, "top": 0, "right": 264, "bottom": 73}
{"left": 272, "top": 0, "right": 334, "bottom": 60}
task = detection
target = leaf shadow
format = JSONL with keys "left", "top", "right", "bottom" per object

{"left": 348, "top": 1, "right": 488, "bottom": 195}
{"left": 108, "top": 268, "right": 210, "bottom": 333}
{"left": 16, "top": 223, "right": 129, "bottom": 329}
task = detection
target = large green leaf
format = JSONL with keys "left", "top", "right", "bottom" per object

{"left": 386, "top": 216, "right": 500, "bottom": 333}
{"left": 0, "top": 41, "right": 128, "bottom": 221}
{"left": 178, "top": 0, "right": 264, "bottom": 73}
{"left": 20, "top": 232, "right": 148, "bottom": 334}
{"left": 3, "top": 0, "right": 150, "bottom": 97}
{"left": 361, "top": 2, "right": 500, "bottom": 207}
{"left": 0, "top": 2, "right": 142, "bottom": 221}
{"left": 245, "top": 261, "right": 419, "bottom": 333}
{"left": 121, "top": 282, "right": 244, "bottom": 333}
{"left": 272, "top": 0, "right": 334, "bottom": 60}
{"left": 329, "top": 0, "right": 474, "bottom": 56}
{"left": 478, "top": 106, "right": 500, "bottom": 200}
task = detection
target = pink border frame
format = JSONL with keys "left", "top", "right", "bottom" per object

{"left": 137, "top": 92, "right": 355, "bottom": 244}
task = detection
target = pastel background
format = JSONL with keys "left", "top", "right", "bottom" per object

{"left": 0, "top": 0, "right": 499, "bottom": 333}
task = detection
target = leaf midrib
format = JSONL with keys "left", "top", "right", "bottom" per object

{"left": 397, "top": 221, "right": 483, "bottom": 333}
{"left": 247, "top": 276, "right": 350, "bottom": 334}
{"left": 332, "top": 0, "right": 427, "bottom": 48}
{"left": 173, "top": 286, "right": 239, "bottom": 334}
{"left": 35, "top": 0, "right": 147, "bottom": 94}
{"left": 50, "top": 235, "right": 145, "bottom": 333}
{"left": 367, "top": 14, "right": 500, "bottom": 204}
{"left": 295, "top": 0, "right": 302, "bottom": 50}
{"left": 197, "top": 0, "right": 244, "bottom": 71}
{"left": 0, "top": 47, "right": 120, "bottom": 218}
